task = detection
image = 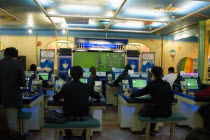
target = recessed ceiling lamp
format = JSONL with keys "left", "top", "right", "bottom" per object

{"left": 62, "top": 30, "right": 66, "bottom": 34}
{"left": 28, "top": 29, "right": 33, "bottom": 34}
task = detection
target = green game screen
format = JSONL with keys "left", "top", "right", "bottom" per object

{"left": 74, "top": 52, "right": 125, "bottom": 72}
{"left": 185, "top": 79, "right": 199, "bottom": 89}
{"left": 132, "top": 79, "right": 147, "bottom": 88}
{"left": 80, "top": 78, "right": 88, "bottom": 83}
{"left": 39, "top": 73, "right": 49, "bottom": 80}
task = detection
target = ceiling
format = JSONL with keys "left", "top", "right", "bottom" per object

{"left": 0, "top": 0, "right": 210, "bottom": 35}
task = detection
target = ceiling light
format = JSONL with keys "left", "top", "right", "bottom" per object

{"left": 105, "top": 11, "right": 114, "bottom": 17}
{"left": 126, "top": 9, "right": 164, "bottom": 18}
{"left": 108, "top": 0, "right": 124, "bottom": 9}
{"left": 27, "top": 15, "right": 33, "bottom": 26}
{"left": 28, "top": 29, "right": 32, "bottom": 34}
{"left": 61, "top": 22, "right": 67, "bottom": 28}
{"left": 48, "top": 10, "right": 57, "bottom": 15}
{"left": 114, "top": 21, "right": 144, "bottom": 28}
{"left": 89, "top": 19, "right": 98, "bottom": 25}
{"left": 60, "top": 5, "right": 101, "bottom": 12}
{"left": 62, "top": 30, "right": 66, "bottom": 34}
{"left": 48, "top": 0, "right": 54, "bottom": 2}
{"left": 50, "top": 17, "right": 65, "bottom": 23}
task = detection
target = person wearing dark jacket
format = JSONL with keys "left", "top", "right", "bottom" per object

{"left": 130, "top": 66, "right": 174, "bottom": 136}
{"left": 89, "top": 66, "right": 99, "bottom": 89}
{"left": 53, "top": 66, "right": 101, "bottom": 118}
{"left": 112, "top": 64, "right": 132, "bottom": 86}
{"left": 53, "top": 66, "right": 101, "bottom": 139}
{"left": 0, "top": 47, "right": 26, "bottom": 131}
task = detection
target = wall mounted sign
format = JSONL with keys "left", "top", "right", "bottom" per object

{"left": 40, "top": 49, "right": 55, "bottom": 71}
{"left": 75, "top": 38, "right": 128, "bottom": 50}
{"left": 142, "top": 52, "right": 155, "bottom": 72}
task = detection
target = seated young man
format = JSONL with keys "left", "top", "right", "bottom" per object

{"left": 53, "top": 65, "right": 101, "bottom": 119}
{"left": 53, "top": 66, "right": 101, "bottom": 139}
{"left": 129, "top": 66, "right": 174, "bottom": 136}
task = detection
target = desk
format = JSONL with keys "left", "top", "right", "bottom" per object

{"left": 174, "top": 91, "right": 210, "bottom": 128}
{"left": 47, "top": 96, "right": 106, "bottom": 132}
{"left": 22, "top": 91, "right": 44, "bottom": 132}
{"left": 118, "top": 93, "right": 150, "bottom": 132}
{"left": 118, "top": 93, "right": 178, "bottom": 132}
{"left": 105, "top": 83, "right": 120, "bottom": 106}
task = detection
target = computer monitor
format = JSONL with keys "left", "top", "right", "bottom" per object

{"left": 131, "top": 79, "right": 147, "bottom": 89}
{"left": 184, "top": 78, "right": 200, "bottom": 91}
{"left": 83, "top": 72, "right": 91, "bottom": 78}
{"left": 39, "top": 72, "right": 49, "bottom": 81}
{"left": 80, "top": 78, "right": 88, "bottom": 83}
{"left": 112, "top": 72, "right": 121, "bottom": 80}
{"left": 96, "top": 72, "right": 106, "bottom": 77}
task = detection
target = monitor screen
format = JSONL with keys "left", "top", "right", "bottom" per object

{"left": 185, "top": 78, "right": 199, "bottom": 90}
{"left": 132, "top": 79, "right": 147, "bottom": 88}
{"left": 83, "top": 72, "right": 91, "bottom": 78}
{"left": 115, "top": 73, "right": 120, "bottom": 80}
{"left": 80, "top": 78, "right": 88, "bottom": 83}
{"left": 39, "top": 73, "right": 49, "bottom": 81}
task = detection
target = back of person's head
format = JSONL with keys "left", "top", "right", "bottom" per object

{"left": 30, "top": 64, "right": 37, "bottom": 71}
{"left": 70, "top": 66, "right": 83, "bottom": 80}
{"left": 4, "top": 47, "right": 18, "bottom": 58}
{"left": 151, "top": 66, "right": 163, "bottom": 79}
{"left": 89, "top": 67, "right": 96, "bottom": 76}
{"left": 0, "top": 105, "right": 9, "bottom": 131}
{"left": 186, "top": 128, "right": 210, "bottom": 140}
{"left": 168, "top": 67, "right": 175, "bottom": 73}
{"left": 124, "top": 64, "right": 132, "bottom": 72}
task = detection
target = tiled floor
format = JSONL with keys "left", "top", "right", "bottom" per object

{"left": 28, "top": 106, "right": 191, "bottom": 140}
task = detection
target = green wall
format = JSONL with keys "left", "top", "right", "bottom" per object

{"left": 74, "top": 52, "right": 125, "bottom": 71}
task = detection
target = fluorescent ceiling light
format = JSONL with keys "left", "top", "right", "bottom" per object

{"left": 114, "top": 21, "right": 144, "bottom": 28}
{"left": 105, "top": 11, "right": 114, "bottom": 17}
{"left": 48, "top": 10, "right": 57, "bottom": 15}
{"left": 179, "top": 1, "right": 203, "bottom": 13}
{"left": 50, "top": 17, "right": 65, "bottom": 23}
{"left": 61, "top": 22, "right": 67, "bottom": 28}
{"left": 125, "top": 9, "right": 165, "bottom": 17}
{"left": 108, "top": 0, "right": 124, "bottom": 9}
{"left": 27, "top": 15, "right": 33, "bottom": 26}
{"left": 59, "top": 5, "right": 101, "bottom": 12}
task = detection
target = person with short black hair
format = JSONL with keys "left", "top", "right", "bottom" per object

{"left": 113, "top": 64, "right": 132, "bottom": 86}
{"left": 162, "top": 67, "right": 177, "bottom": 88}
{"left": 89, "top": 66, "right": 99, "bottom": 89}
{"left": 186, "top": 127, "right": 210, "bottom": 140}
{"left": 0, "top": 47, "right": 26, "bottom": 131}
{"left": 130, "top": 66, "right": 174, "bottom": 136}
{"left": 29, "top": 64, "right": 37, "bottom": 72}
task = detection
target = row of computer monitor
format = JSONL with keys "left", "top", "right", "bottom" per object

{"left": 25, "top": 71, "right": 51, "bottom": 81}
{"left": 126, "top": 77, "right": 201, "bottom": 92}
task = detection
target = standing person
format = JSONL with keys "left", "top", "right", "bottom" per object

{"left": 112, "top": 64, "right": 132, "bottom": 86}
{"left": 89, "top": 66, "right": 99, "bottom": 89}
{"left": 0, "top": 47, "right": 26, "bottom": 131}
{"left": 129, "top": 66, "right": 174, "bottom": 136}
{"left": 53, "top": 66, "right": 101, "bottom": 139}
{"left": 0, "top": 105, "right": 25, "bottom": 140}
{"left": 162, "top": 67, "right": 177, "bottom": 88}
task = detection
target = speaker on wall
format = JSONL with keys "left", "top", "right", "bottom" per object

{"left": 127, "top": 50, "right": 140, "bottom": 56}
{"left": 18, "top": 56, "right": 26, "bottom": 71}
{"left": 60, "top": 48, "right": 72, "bottom": 55}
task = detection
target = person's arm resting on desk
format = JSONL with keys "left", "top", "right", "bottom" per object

{"left": 130, "top": 83, "right": 151, "bottom": 97}
{"left": 89, "top": 87, "right": 101, "bottom": 101}
{"left": 53, "top": 84, "right": 66, "bottom": 102}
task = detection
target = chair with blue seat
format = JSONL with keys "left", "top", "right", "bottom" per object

{"left": 44, "top": 118, "right": 100, "bottom": 140}
{"left": 17, "top": 111, "right": 32, "bottom": 135}
{"left": 138, "top": 113, "right": 187, "bottom": 140}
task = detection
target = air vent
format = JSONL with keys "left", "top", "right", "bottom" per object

{"left": 65, "top": 18, "right": 89, "bottom": 24}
